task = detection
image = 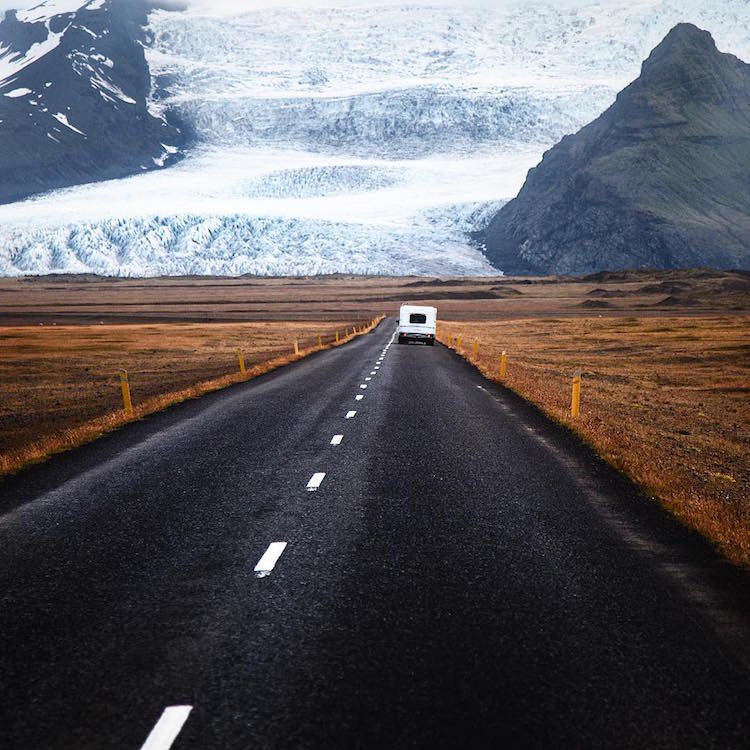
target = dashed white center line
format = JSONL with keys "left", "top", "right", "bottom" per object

{"left": 346, "top": 410, "right": 357, "bottom": 418}
{"left": 374, "top": 366, "right": 380, "bottom": 370}
{"left": 355, "top": 394, "right": 364, "bottom": 400}
{"left": 331, "top": 434, "right": 343, "bottom": 445}
{"left": 140, "top": 706, "right": 193, "bottom": 750}
{"left": 360, "top": 384, "right": 367, "bottom": 389}
{"left": 370, "top": 371, "right": 376, "bottom": 375}
{"left": 365, "top": 377, "right": 372, "bottom": 381}
{"left": 254, "top": 542, "right": 288, "bottom": 577}
{"left": 307, "top": 472, "right": 326, "bottom": 491}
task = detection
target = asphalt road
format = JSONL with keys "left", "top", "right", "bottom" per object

{"left": 1, "top": 319, "right": 749, "bottom": 749}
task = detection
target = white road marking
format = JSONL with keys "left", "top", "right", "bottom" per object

{"left": 360, "top": 384, "right": 367, "bottom": 389}
{"left": 355, "top": 394, "right": 364, "bottom": 401}
{"left": 254, "top": 541, "right": 288, "bottom": 577}
{"left": 140, "top": 706, "right": 192, "bottom": 750}
{"left": 370, "top": 371, "right": 376, "bottom": 375}
{"left": 346, "top": 410, "right": 357, "bottom": 418}
{"left": 365, "top": 377, "right": 372, "bottom": 381}
{"left": 307, "top": 472, "right": 326, "bottom": 491}
{"left": 374, "top": 366, "right": 380, "bottom": 370}
{"left": 331, "top": 434, "right": 343, "bottom": 445}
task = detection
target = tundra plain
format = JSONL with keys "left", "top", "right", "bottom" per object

{"left": 0, "top": 270, "right": 748, "bottom": 565}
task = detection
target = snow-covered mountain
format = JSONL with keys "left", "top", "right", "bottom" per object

{"left": 0, "top": 0, "right": 182, "bottom": 203}
{"left": 0, "top": 0, "right": 748, "bottom": 276}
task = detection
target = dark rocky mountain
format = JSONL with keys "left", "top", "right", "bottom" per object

{"left": 0, "top": 0, "right": 182, "bottom": 204}
{"left": 482, "top": 23, "right": 750, "bottom": 274}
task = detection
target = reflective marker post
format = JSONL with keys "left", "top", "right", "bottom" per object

{"left": 118, "top": 369, "right": 133, "bottom": 416}
{"left": 571, "top": 370, "right": 581, "bottom": 417}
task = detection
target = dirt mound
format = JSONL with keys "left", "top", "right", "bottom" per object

{"left": 718, "top": 276, "right": 750, "bottom": 292}
{"left": 587, "top": 288, "right": 631, "bottom": 297}
{"left": 638, "top": 281, "right": 692, "bottom": 294}
{"left": 579, "top": 299, "right": 612, "bottom": 308}
{"left": 656, "top": 295, "right": 699, "bottom": 306}
{"left": 582, "top": 269, "right": 659, "bottom": 283}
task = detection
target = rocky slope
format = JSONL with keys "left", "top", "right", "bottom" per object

{"left": 0, "top": 0, "right": 181, "bottom": 203}
{"left": 482, "top": 23, "right": 750, "bottom": 274}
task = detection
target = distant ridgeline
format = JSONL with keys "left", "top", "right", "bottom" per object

{"left": 482, "top": 24, "right": 750, "bottom": 274}
{"left": 0, "top": 0, "right": 182, "bottom": 204}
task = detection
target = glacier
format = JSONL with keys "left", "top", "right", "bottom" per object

{"left": 1, "top": 0, "right": 749, "bottom": 277}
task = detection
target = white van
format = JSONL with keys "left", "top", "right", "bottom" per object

{"left": 397, "top": 304, "right": 437, "bottom": 345}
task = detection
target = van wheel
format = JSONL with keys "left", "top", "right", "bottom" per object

{"left": 426, "top": 339, "right": 435, "bottom": 346}
{"left": 398, "top": 336, "right": 407, "bottom": 344}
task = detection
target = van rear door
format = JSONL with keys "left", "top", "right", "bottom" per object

{"left": 398, "top": 305, "right": 436, "bottom": 344}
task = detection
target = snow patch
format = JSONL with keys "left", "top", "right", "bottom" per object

{"left": 90, "top": 73, "right": 135, "bottom": 104}
{"left": 0, "top": 23, "right": 72, "bottom": 86}
{"left": 90, "top": 52, "right": 113, "bottom": 68}
{"left": 3, "top": 87, "right": 33, "bottom": 97}
{"left": 52, "top": 111, "right": 86, "bottom": 135}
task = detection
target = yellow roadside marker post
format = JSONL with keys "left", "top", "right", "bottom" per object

{"left": 318, "top": 335, "right": 323, "bottom": 348}
{"left": 237, "top": 349, "right": 246, "bottom": 376}
{"left": 118, "top": 369, "right": 133, "bottom": 416}
{"left": 335, "top": 331, "right": 340, "bottom": 343}
{"left": 473, "top": 339, "right": 478, "bottom": 358}
{"left": 294, "top": 339, "right": 300, "bottom": 356}
{"left": 457, "top": 334, "right": 463, "bottom": 351}
{"left": 499, "top": 350, "right": 507, "bottom": 379}
{"left": 571, "top": 370, "right": 582, "bottom": 417}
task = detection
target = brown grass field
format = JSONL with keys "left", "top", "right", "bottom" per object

{"left": 438, "top": 316, "right": 749, "bottom": 567}
{"left": 0, "top": 319, "right": 376, "bottom": 477}
{"left": 0, "top": 269, "right": 748, "bottom": 565}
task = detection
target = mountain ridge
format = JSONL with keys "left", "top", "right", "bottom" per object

{"left": 0, "top": 0, "right": 182, "bottom": 204}
{"left": 482, "top": 23, "right": 750, "bottom": 274}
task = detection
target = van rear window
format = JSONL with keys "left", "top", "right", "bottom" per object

{"left": 409, "top": 313, "right": 427, "bottom": 324}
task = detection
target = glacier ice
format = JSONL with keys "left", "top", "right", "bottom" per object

{"left": 1, "top": 0, "right": 749, "bottom": 277}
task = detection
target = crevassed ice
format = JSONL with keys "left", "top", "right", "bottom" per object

{"left": 2, "top": 0, "right": 749, "bottom": 276}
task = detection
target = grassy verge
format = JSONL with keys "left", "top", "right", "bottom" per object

{"left": 439, "top": 316, "right": 750, "bottom": 568}
{"left": 0, "top": 317, "right": 382, "bottom": 478}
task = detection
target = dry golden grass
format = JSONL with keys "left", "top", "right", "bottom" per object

{"left": 2, "top": 270, "right": 747, "bottom": 565}
{"left": 0, "top": 318, "right": 378, "bottom": 477}
{"left": 439, "top": 316, "right": 750, "bottom": 567}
